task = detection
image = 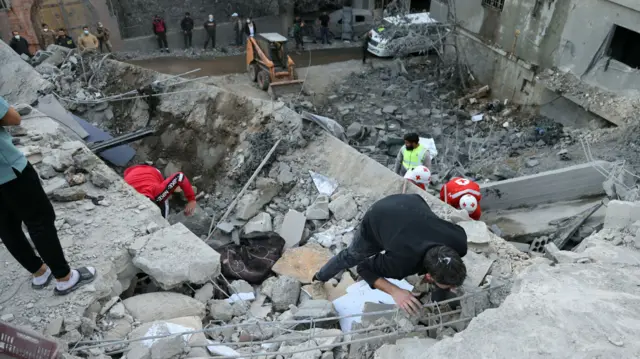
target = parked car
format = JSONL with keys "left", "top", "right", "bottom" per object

{"left": 290, "top": 8, "right": 375, "bottom": 42}
{"left": 367, "top": 12, "right": 443, "bottom": 57}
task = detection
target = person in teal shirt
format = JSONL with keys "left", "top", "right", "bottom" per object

{"left": 0, "top": 96, "right": 96, "bottom": 295}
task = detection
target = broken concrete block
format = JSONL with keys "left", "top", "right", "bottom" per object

{"left": 362, "top": 302, "right": 396, "bottom": 327}
{"left": 306, "top": 195, "right": 330, "bottom": 220}
{"left": 293, "top": 300, "right": 337, "bottom": 325}
{"left": 122, "top": 292, "right": 206, "bottom": 323}
{"left": 278, "top": 209, "right": 306, "bottom": 248}
{"left": 301, "top": 282, "right": 329, "bottom": 301}
{"left": 462, "top": 251, "right": 495, "bottom": 288}
{"left": 375, "top": 337, "right": 437, "bottom": 359}
{"left": 272, "top": 243, "right": 334, "bottom": 284}
{"left": 51, "top": 187, "right": 86, "bottom": 202}
{"left": 236, "top": 178, "right": 281, "bottom": 220}
{"left": 126, "top": 317, "right": 206, "bottom": 359}
{"left": 45, "top": 317, "right": 64, "bottom": 337}
{"left": 90, "top": 164, "right": 118, "bottom": 189}
{"left": 249, "top": 294, "right": 273, "bottom": 319}
{"left": 328, "top": 194, "right": 358, "bottom": 221}
{"left": 604, "top": 200, "right": 640, "bottom": 230}
{"left": 167, "top": 204, "right": 211, "bottom": 237}
{"left": 243, "top": 212, "right": 273, "bottom": 237}
{"left": 43, "top": 177, "right": 68, "bottom": 196}
{"left": 230, "top": 280, "right": 253, "bottom": 294}
{"left": 129, "top": 223, "right": 221, "bottom": 289}
{"left": 458, "top": 221, "right": 491, "bottom": 246}
{"left": 544, "top": 243, "right": 591, "bottom": 264}
{"left": 260, "top": 276, "right": 278, "bottom": 297}
{"left": 194, "top": 283, "right": 215, "bottom": 304}
{"left": 325, "top": 272, "right": 356, "bottom": 301}
{"left": 271, "top": 276, "right": 301, "bottom": 311}
{"left": 209, "top": 300, "right": 234, "bottom": 322}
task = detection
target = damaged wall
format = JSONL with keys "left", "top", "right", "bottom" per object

{"left": 116, "top": 0, "right": 278, "bottom": 38}
{"left": 556, "top": 0, "right": 640, "bottom": 93}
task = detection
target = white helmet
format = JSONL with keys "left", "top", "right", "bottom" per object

{"left": 404, "top": 166, "right": 431, "bottom": 185}
{"left": 459, "top": 194, "right": 478, "bottom": 213}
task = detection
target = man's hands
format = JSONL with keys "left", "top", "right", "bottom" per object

{"left": 373, "top": 278, "right": 423, "bottom": 316}
{"left": 391, "top": 288, "right": 422, "bottom": 316}
{"left": 184, "top": 200, "right": 197, "bottom": 216}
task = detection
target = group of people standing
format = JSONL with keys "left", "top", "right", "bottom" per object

{"left": 152, "top": 13, "right": 257, "bottom": 51}
{"left": 8, "top": 22, "right": 112, "bottom": 58}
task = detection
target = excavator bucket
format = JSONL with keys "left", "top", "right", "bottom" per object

{"left": 268, "top": 79, "right": 305, "bottom": 99}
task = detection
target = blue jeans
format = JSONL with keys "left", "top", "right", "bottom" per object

{"left": 320, "top": 27, "right": 331, "bottom": 44}
{"left": 316, "top": 223, "right": 379, "bottom": 281}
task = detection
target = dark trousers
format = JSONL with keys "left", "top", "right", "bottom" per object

{"left": 156, "top": 33, "right": 168, "bottom": 49}
{"left": 320, "top": 27, "right": 331, "bottom": 44}
{"left": 316, "top": 223, "right": 378, "bottom": 281}
{"left": 204, "top": 33, "right": 216, "bottom": 49}
{"left": 183, "top": 31, "right": 192, "bottom": 48}
{"left": 235, "top": 31, "right": 243, "bottom": 46}
{"left": 362, "top": 44, "right": 368, "bottom": 63}
{"left": 0, "top": 163, "right": 70, "bottom": 278}
{"left": 295, "top": 33, "right": 304, "bottom": 50}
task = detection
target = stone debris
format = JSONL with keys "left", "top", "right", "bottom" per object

{"left": 270, "top": 276, "right": 301, "bottom": 311}
{"left": 122, "top": 292, "right": 206, "bottom": 323}
{"left": 306, "top": 195, "right": 331, "bottom": 220}
{"left": 292, "top": 300, "right": 338, "bottom": 325}
{"left": 278, "top": 209, "right": 307, "bottom": 248}
{"left": 236, "top": 178, "right": 281, "bottom": 220}
{"left": 194, "top": 282, "right": 215, "bottom": 304}
{"left": 128, "top": 223, "right": 221, "bottom": 289}
{"left": 243, "top": 212, "right": 273, "bottom": 237}
{"left": 458, "top": 221, "right": 491, "bottom": 247}
{"left": 272, "top": 243, "right": 334, "bottom": 284}
{"left": 167, "top": 203, "right": 211, "bottom": 237}
{"left": 328, "top": 193, "right": 359, "bottom": 221}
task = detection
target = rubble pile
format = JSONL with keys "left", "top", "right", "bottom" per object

{"left": 292, "top": 62, "right": 612, "bottom": 185}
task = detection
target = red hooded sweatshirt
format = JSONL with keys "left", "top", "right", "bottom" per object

{"left": 124, "top": 165, "right": 196, "bottom": 203}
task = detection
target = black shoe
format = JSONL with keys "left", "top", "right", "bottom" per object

{"left": 312, "top": 273, "right": 321, "bottom": 282}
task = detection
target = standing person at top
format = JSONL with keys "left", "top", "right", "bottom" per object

{"left": 362, "top": 30, "right": 372, "bottom": 64}
{"left": 152, "top": 15, "right": 169, "bottom": 52}
{"left": 244, "top": 17, "right": 257, "bottom": 40}
{"left": 312, "top": 194, "right": 467, "bottom": 315}
{"left": 181, "top": 12, "right": 194, "bottom": 48}
{"left": 394, "top": 132, "right": 431, "bottom": 177}
{"left": 96, "top": 22, "right": 112, "bottom": 53}
{"left": 318, "top": 11, "right": 331, "bottom": 44}
{"left": 0, "top": 96, "right": 96, "bottom": 296}
{"left": 293, "top": 16, "right": 305, "bottom": 52}
{"left": 55, "top": 28, "right": 76, "bottom": 49}
{"left": 232, "top": 13, "right": 243, "bottom": 46}
{"left": 40, "top": 23, "right": 56, "bottom": 50}
{"left": 9, "top": 31, "right": 32, "bottom": 57}
{"left": 78, "top": 26, "right": 99, "bottom": 52}
{"left": 203, "top": 14, "right": 217, "bottom": 50}
{"left": 123, "top": 164, "right": 197, "bottom": 218}
{"left": 440, "top": 177, "right": 483, "bottom": 220}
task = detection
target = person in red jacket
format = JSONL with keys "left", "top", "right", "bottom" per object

{"left": 124, "top": 165, "right": 196, "bottom": 218}
{"left": 440, "top": 177, "right": 482, "bottom": 220}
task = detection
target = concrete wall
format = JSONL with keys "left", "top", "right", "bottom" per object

{"left": 555, "top": 0, "right": 640, "bottom": 93}
{"left": 479, "top": 161, "right": 612, "bottom": 211}
{"left": 119, "top": 15, "right": 282, "bottom": 52}
{"left": 115, "top": 0, "right": 277, "bottom": 38}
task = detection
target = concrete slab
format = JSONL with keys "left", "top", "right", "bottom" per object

{"left": 480, "top": 161, "right": 611, "bottom": 211}
{"left": 272, "top": 243, "right": 333, "bottom": 284}
{"left": 278, "top": 209, "right": 307, "bottom": 249}
{"left": 482, "top": 198, "right": 604, "bottom": 241}
{"left": 35, "top": 95, "right": 89, "bottom": 139}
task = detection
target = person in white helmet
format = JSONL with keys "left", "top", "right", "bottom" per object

{"left": 404, "top": 165, "right": 431, "bottom": 191}
{"left": 440, "top": 177, "right": 482, "bottom": 220}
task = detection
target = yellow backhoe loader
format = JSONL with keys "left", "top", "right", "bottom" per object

{"left": 246, "top": 33, "right": 304, "bottom": 99}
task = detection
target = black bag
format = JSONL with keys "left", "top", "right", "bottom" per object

{"left": 217, "top": 234, "right": 285, "bottom": 284}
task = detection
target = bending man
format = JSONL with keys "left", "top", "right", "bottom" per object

{"left": 124, "top": 164, "right": 197, "bottom": 218}
{"left": 313, "top": 194, "right": 467, "bottom": 315}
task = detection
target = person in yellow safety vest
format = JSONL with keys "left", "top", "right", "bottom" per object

{"left": 393, "top": 132, "right": 431, "bottom": 177}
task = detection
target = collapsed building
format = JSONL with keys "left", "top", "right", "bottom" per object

{"left": 2, "top": 6, "right": 640, "bottom": 356}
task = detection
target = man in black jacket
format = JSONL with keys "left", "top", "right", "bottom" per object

{"left": 180, "top": 12, "right": 194, "bottom": 48}
{"left": 55, "top": 29, "right": 76, "bottom": 49}
{"left": 203, "top": 14, "right": 216, "bottom": 50}
{"left": 313, "top": 194, "right": 468, "bottom": 315}
{"left": 9, "top": 31, "right": 32, "bottom": 57}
